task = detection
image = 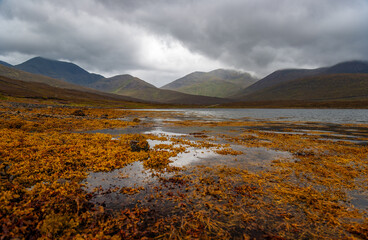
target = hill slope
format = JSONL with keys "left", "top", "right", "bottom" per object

{"left": 90, "top": 74, "right": 156, "bottom": 93}
{"left": 91, "top": 74, "right": 232, "bottom": 105}
{"left": 0, "top": 75, "right": 147, "bottom": 106}
{"left": 15, "top": 57, "right": 104, "bottom": 86}
{"left": 161, "top": 69, "right": 257, "bottom": 98}
{"left": 0, "top": 64, "right": 90, "bottom": 90}
{"left": 0, "top": 64, "right": 149, "bottom": 103}
{"left": 240, "top": 74, "right": 368, "bottom": 102}
{"left": 0, "top": 61, "right": 13, "bottom": 67}
{"left": 235, "top": 61, "right": 368, "bottom": 98}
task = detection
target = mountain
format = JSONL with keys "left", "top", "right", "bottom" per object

{"left": 235, "top": 60, "right": 368, "bottom": 98}
{"left": 91, "top": 74, "right": 232, "bottom": 105}
{"left": 0, "top": 75, "right": 148, "bottom": 107}
{"left": 0, "top": 64, "right": 89, "bottom": 90}
{"left": 161, "top": 69, "right": 258, "bottom": 98}
{"left": 323, "top": 60, "right": 368, "bottom": 74}
{"left": 0, "top": 61, "right": 13, "bottom": 67}
{"left": 237, "top": 73, "right": 368, "bottom": 102}
{"left": 15, "top": 57, "right": 104, "bottom": 86}
{"left": 0, "top": 64, "right": 150, "bottom": 104}
{"left": 90, "top": 74, "right": 156, "bottom": 93}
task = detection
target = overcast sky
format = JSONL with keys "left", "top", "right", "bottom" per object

{"left": 1, "top": 0, "right": 367, "bottom": 86}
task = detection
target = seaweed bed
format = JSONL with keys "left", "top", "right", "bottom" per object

{"left": 1, "top": 101, "right": 368, "bottom": 239}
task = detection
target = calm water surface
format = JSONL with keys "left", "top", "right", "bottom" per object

{"left": 137, "top": 108, "right": 368, "bottom": 124}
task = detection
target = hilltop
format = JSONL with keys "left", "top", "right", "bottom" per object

{"left": 91, "top": 74, "right": 232, "bottom": 105}
{"left": 15, "top": 57, "right": 104, "bottom": 86}
{"left": 161, "top": 69, "right": 257, "bottom": 98}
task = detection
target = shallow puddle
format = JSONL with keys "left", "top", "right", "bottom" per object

{"left": 84, "top": 161, "right": 160, "bottom": 209}
{"left": 85, "top": 113, "right": 367, "bottom": 225}
{"left": 85, "top": 124, "right": 295, "bottom": 209}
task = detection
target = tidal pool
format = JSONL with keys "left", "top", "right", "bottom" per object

{"left": 83, "top": 109, "right": 367, "bottom": 238}
{"left": 85, "top": 122, "right": 295, "bottom": 209}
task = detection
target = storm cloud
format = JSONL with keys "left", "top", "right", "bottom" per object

{"left": 1, "top": 0, "right": 367, "bottom": 86}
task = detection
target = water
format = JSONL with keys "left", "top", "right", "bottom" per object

{"left": 135, "top": 108, "right": 368, "bottom": 124}
{"left": 84, "top": 108, "right": 367, "bottom": 210}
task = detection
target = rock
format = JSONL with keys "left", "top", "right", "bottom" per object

{"left": 100, "top": 114, "right": 108, "bottom": 119}
{"left": 130, "top": 140, "right": 149, "bottom": 152}
{"left": 72, "top": 109, "right": 86, "bottom": 116}
{"left": 133, "top": 118, "right": 141, "bottom": 123}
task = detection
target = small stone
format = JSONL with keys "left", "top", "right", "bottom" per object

{"left": 72, "top": 109, "right": 86, "bottom": 116}
{"left": 130, "top": 140, "right": 149, "bottom": 152}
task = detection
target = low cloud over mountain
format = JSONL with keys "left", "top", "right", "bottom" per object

{"left": 1, "top": 0, "right": 367, "bottom": 86}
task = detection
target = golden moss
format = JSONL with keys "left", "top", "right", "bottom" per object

{"left": 1, "top": 106, "right": 368, "bottom": 239}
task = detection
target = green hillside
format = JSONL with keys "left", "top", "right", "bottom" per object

{"left": 93, "top": 74, "right": 232, "bottom": 105}
{"left": 161, "top": 69, "right": 257, "bottom": 98}
{"left": 90, "top": 74, "right": 155, "bottom": 92}
{"left": 116, "top": 88, "right": 231, "bottom": 105}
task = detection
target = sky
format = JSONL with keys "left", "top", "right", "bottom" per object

{"left": 0, "top": 0, "right": 367, "bottom": 87}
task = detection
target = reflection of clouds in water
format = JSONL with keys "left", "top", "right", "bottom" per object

{"left": 84, "top": 123, "right": 295, "bottom": 209}
{"left": 85, "top": 161, "right": 155, "bottom": 191}
{"left": 144, "top": 127, "right": 187, "bottom": 136}
{"left": 191, "top": 146, "right": 293, "bottom": 172}
{"left": 170, "top": 148, "right": 220, "bottom": 167}
{"left": 134, "top": 109, "right": 368, "bottom": 124}
{"left": 147, "top": 139, "right": 221, "bottom": 167}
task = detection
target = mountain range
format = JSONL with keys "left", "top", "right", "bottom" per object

{"left": 90, "top": 74, "right": 232, "bottom": 105}
{"left": 234, "top": 60, "right": 368, "bottom": 102}
{"left": 235, "top": 60, "right": 368, "bottom": 99}
{"left": 0, "top": 74, "right": 145, "bottom": 107}
{"left": 0, "top": 59, "right": 232, "bottom": 105}
{"left": 0, "top": 57, "right": 368, "bottom": 107}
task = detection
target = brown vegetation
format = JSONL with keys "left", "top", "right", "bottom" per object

{"left": 1, "top": 104, "right": 367, "bottom": 239}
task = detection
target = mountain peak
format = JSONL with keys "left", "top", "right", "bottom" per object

{"left": 15, "top": 57, "right": 104, "bottom": 86}
{"left": 90, "top": 74, "right": 156, "bottom": 93}
{"left": 161, "top": 69, "right": 257, "bottom": 98}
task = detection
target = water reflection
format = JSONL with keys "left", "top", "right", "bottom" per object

{"left": 84, "top": 109, "right": 367, "bottom": 212}
{"left": 133, "top": 108, "right": 368, "bottom": 124}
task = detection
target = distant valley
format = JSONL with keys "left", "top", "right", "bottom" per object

{"left": 90, "top": 74, "right": 232, "bottom": 105}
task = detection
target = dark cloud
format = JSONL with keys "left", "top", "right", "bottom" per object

{"left": 129, "top": 0, "right": 368, "bottom": 74}
{"left": 1, "top": 0, "right": 367, "bottom": 85}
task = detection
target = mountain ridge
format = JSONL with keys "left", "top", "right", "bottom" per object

{"left": 161, "top": 69, "right": 258, "bottom": 98}
{"left": 235, "top": 60, "right": 368, "bottom": 99}
{"left": 238, "top": 73, "right": 368, "bottom": 102}
{"left": 0, "top": 60, "right": 13, "bottom": 67}
{"left": 90, "top": 74, "right": 233, "bottom": 105}
{"left": 15, "top": 57, "right": 104, "bottom": 86}
{"left": 0, "top": 74, "right": 150, "bottom": 106}
{"left": 2, "top": 56, "right": 368, "bottom": 107}
{"left": 90, "top": 74, "right": 156, "bottom": 93}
